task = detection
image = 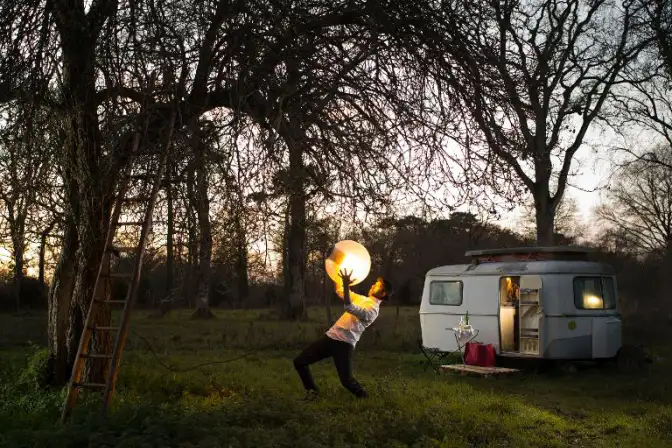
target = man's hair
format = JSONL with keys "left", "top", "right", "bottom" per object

{"left": 378, "top": 277, "right": 394, "bottom": 300}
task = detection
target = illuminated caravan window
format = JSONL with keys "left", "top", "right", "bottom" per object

{"left": 573, "top": 276, "right": 616, "bottom": 310}
{"left": 429, "top": 281, "right": 463, "bottom": 306}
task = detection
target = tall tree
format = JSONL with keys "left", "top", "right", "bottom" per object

{"left": 164, "top": 164, "right": 175, "bottom": 311}
{"left": 190, "top": 121, "right": 215, "bottom": 319}
{"left": 609, "top": 1, "right": 672, "bottom": 171}
{"left": 0, "top": 0, "right": 463, "bottom": 378}
{"left": 422, "top": 0, "right": 647, "bottom": 244}
{"left": 236, "top": 2, "right": 450, "bottom": 318}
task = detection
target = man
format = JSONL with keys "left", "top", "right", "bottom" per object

{"left": 293, "top": 268, "right": 393, "bottom": 399}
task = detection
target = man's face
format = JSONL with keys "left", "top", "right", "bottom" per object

{"left": 368, "top": 279, "right": 385, "bottom": 299}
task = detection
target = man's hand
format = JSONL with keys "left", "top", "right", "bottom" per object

{"left": 338, "top": 268, "right": 355, "bottom": 306}
{"left": 338, "top": 268, "right": 356, "bottom": 287}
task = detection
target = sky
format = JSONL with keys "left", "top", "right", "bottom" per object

{"left": 0, "top": 119, "right": 653, "bottom": 277}
{"left": 492, "top": 123, "right": 639, "bottom": 233}
{"left": 0, "top": 152, "right": 610, "bottom": 265}
{"left": 496, "top": 150, "right": 608, "bottom": 229}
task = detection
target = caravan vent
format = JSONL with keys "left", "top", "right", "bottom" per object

{"left": 465, "top": 246, "right": 592, "bottom": 263}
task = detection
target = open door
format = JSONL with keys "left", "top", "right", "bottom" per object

{"left": 499, "top": 275, "right": 542, "bottom": 355}
{"left": 499, "top": 277, "right": 518, "bottom": 352}
{"left": 518, "top": 275, "right": 542, "bottom": 355}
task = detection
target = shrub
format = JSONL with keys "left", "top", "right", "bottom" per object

{"left": 18, "top": 343, "right": 52, "bottom": 390}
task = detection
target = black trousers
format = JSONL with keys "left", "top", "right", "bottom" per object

{"left": 293, "top": 335, "right": 368, "bottom": 398}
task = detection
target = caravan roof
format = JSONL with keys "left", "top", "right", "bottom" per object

{"left": 465, "top": 246, "right": 593, "bottom": 257}
{"left": 426, "top": 260, "right": 615, "bottom": 277}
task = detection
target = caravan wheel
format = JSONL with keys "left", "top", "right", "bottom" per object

{"left": 616, "top": 345, "right": 645, "bottom": 373}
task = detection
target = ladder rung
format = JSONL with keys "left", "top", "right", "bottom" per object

{"left": 115, "top": 221, "right": 145, "bottom": 226}
{"left": 81, "top": 353, "right": 113, "bottom": 359}
{"left": 123, "top": 196, "right": 150, "bottom": 202}
{"left": 73, "top": 382, "right": 107, "bottom": 390}
{"left": 89, "top": 326, "right": 120, "bottom": 331}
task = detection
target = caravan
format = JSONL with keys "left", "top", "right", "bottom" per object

{"left": 419, "top": 247, "right": 625, "bottom": 362}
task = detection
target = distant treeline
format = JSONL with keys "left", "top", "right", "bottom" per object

{"left": 2, "top": 211, "right": 669, "bottom": 322}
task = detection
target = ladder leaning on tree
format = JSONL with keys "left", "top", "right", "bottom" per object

{"left": 60, "top": 108, "right": 177, "bottom": 423}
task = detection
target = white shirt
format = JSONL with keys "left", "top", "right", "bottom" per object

{"left": 326, "top": 292, "right": 381, "bottom": 347}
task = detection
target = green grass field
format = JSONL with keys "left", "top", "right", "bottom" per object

{"left": 1, "top": 307, "right": 671, "bottom": 448}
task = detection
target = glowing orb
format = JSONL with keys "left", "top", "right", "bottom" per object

{"left": 325, "top": 240, "right": 371, "bottom": 287}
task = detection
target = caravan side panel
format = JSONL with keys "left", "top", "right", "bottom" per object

{"left": 420, "top": 275, "right": 500, "bottom": 353}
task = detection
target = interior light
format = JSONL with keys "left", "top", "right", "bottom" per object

{"left": 583, "top": 295, "right": 603, "bottom": 309}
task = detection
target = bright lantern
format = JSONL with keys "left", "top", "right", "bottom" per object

{"left": 325, "top": 240, "right": 371, "bottom": 287}
{"left": 583, "top": 294, "right": 603, "bottom": 309}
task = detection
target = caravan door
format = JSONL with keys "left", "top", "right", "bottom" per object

{"left": 499, "top": 275, "right": 542, "bottom": 356}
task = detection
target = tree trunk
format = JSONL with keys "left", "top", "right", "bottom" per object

{"left": 534, "top": 195, "right": 557, "bottom": 246}
{"left": 166, "top": 168, "right": 174, "bottom": 295}
{"left": 49, "top": 8, "right": 117, "bottom": 384}
{"left": 11, "top": 233, "right": 24, "bottom": 313}
{"left": 186, "top": 229, "right": 197, "bottom": 308}
{"left": 663, "top": 237, "right": 672, "bottom": 311}
{"left": 192, "top": 134, "right": 214, "bottom": 319}
{"left": 235, "top": 239, "right": 249, "bottom": 304}
{"left": 535, "top": 210, "right": 555, "bottom": 246}
{"left": 38, "top": 223, "right": 54, "bottom": 285}
{"left": 283, "top": 142, "right": 307, "bottom": 320}
{"left": 323, "top": 248, "right": 333, "bottom": 326}
{"left": 66, "top": 200, "right": 113, "bottom": 384}
{"left": 47, "top": 220, "right": 78, "bottom": 385}
{"left": 161, "top": 167, "right": 174, "bottom": 316}
{"left": 185, "top": 162, "right": 198, "bottom": 308}
{"left": 382, "top": 243, "right": 401, "bottom": 324}
{"left": 282, "top": 205, "right": 290, "bottom": 285}
{"left": 233, "top": 199, "right": 249, "bottom": 303}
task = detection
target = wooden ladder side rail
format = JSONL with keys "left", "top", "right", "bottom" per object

{"left": 101, "top": 109, "right": 177, "bottom": 414}
{"left": 61, "top": 130, "right": 142, "bottom": 423}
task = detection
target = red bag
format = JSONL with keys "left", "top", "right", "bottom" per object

{"left": 464, "top": 342, "right": 496, "bottom": 367}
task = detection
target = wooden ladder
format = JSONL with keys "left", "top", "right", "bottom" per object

{"left": 61, "top": 111, "right": 176, "bottom": 422}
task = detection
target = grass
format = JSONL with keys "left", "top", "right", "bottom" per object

{"left": 1, "top": 306, "right": 671, "bottom": 447}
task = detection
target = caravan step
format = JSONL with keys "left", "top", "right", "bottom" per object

{"left": 440, "top": 364, "right": 520, "bottom": 378}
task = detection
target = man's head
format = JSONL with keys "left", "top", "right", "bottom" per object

{"left": 368, "top": 276, "right": 394, "bottom": 301}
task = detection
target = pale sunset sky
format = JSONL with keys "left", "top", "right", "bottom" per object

{"left": 0, "top": 121, "right": 653, "bottom": 274}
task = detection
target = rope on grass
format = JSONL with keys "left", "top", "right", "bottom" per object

{"left": 130, "top": 330, "right": 296, "bottom": 373}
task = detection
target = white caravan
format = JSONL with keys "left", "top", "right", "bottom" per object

{"left": 419, "top": 247, "right": 625, "bottom": 361}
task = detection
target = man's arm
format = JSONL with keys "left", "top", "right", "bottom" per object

{"left": 335, "top": 283, "right": 344, "bottom": 299}
{"left": 344, "top": 299, "right": 376, "bottom": 321}
{"left": 342, "top": 278, "right": 352, "bottom": 306}
{"left": 339, "top": 269, "right": 376, "bottom": 321}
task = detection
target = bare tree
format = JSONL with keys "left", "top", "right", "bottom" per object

{"left": 606, "top": 1, "right": 672, "bottom": 171}
{"left": 0, "top": 0, "right": 470, "bottom": 379}
{"left": 421, "top": 0, "right": 648, "bottom": 244}
{"left": 598, "top": 145, "right": 672, "bottom": 256}
{"left": 0, "top": 102, "right": 55, "bottom": 310}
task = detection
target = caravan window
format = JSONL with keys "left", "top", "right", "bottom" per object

{"left": 573, "top": 276, "right": 617, "bottom": 310}
{"left": 429, "top": 281, "right": 463, "bottom": 306}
